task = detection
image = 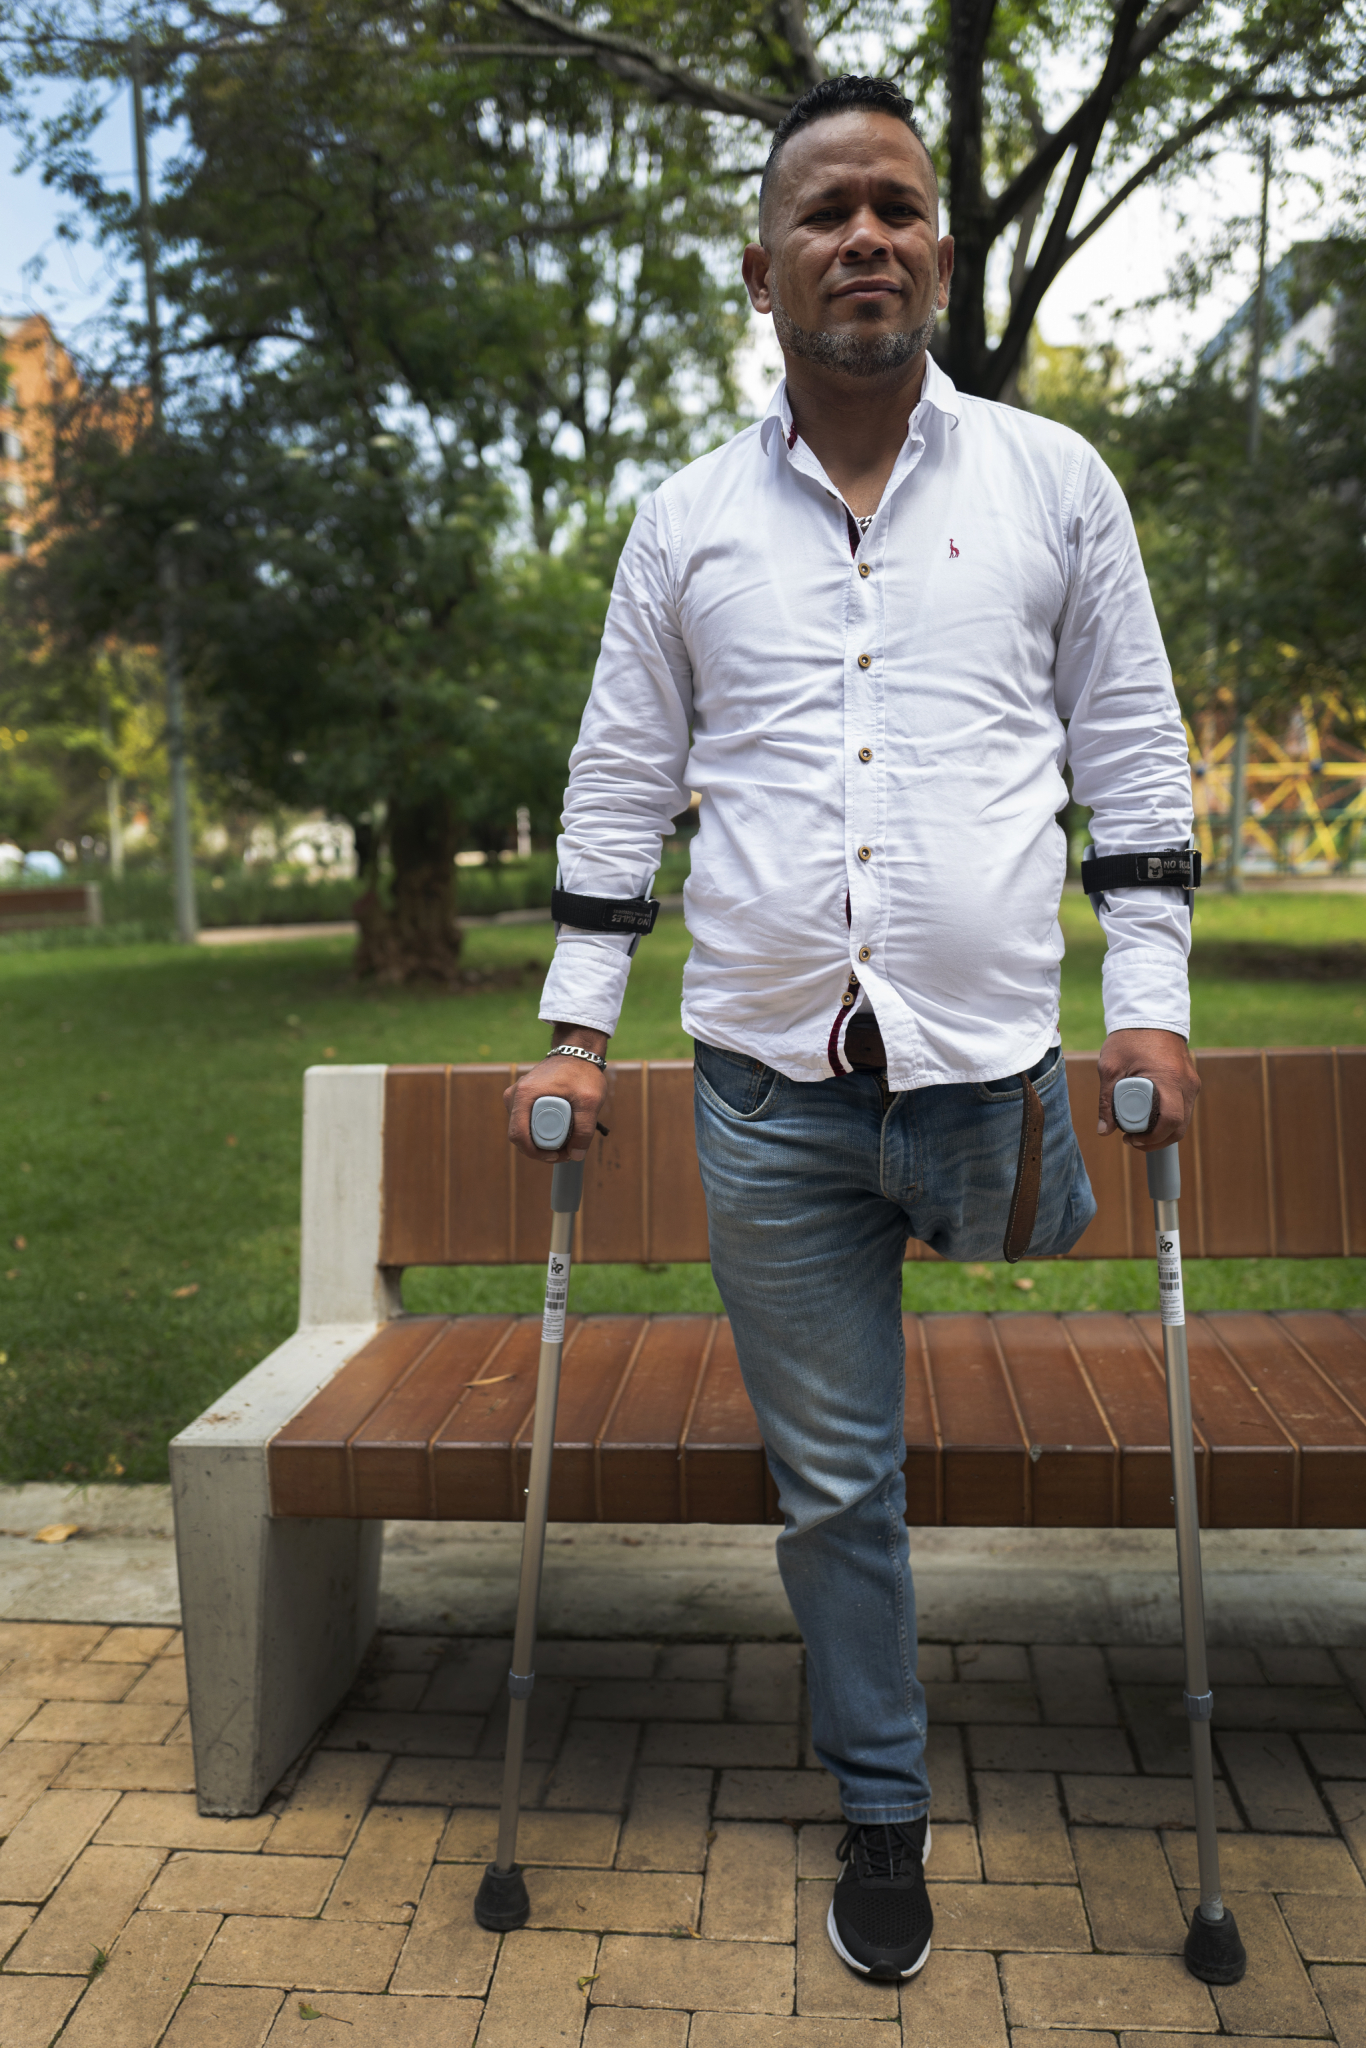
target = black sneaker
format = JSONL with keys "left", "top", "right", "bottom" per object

{"left": 827, "top": 1818, "right": 933, "bottom": 1979}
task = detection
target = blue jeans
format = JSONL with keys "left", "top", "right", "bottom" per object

{"left": 693, "top": 1039, "right": 1095, "bottom": 1823}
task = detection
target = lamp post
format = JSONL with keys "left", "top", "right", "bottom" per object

{"left": 131, "top": 33, "right": 197, "bottom": 943}
{"left": 1226, "top": 132, "right": 1271, "bottom": 895}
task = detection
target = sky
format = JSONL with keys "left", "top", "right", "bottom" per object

{"left": 0, "top": 71, "right": 1341, "bottom": 404}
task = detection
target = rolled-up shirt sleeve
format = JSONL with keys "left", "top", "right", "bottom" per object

{"left": 538, "top": 492, "right": 694, "bottom": 1037}
{"left": 1055, "top": 450, "right": 1194, "bottom": 1041}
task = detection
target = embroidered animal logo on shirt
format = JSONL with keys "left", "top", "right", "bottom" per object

{"left": 948, "top": 538, "right": 960, "bottom": 558}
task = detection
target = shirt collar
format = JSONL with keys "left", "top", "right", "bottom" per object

{"left": 759, "top": 351, "right": 961, "bottom": 457}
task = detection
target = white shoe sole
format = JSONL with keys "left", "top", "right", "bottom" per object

{"left": 825, "top": 1819, "right": 933, "bottom": 1980}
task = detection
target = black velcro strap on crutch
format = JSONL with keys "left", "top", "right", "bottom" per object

{"left": 550, "top": 889, "right": 660, "bottom": 936}
{"left": 1081, "top": 848, "right": 1201, "bottom": 895}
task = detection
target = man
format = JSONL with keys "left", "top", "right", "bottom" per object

{"left": 506, "top": 74, "right": 1198, "bottom": 1983}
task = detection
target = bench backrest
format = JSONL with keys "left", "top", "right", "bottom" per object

{"left": 0, "top": 883, "right": 101, "bottom": 930}
{"left": 371, "top": 1048, "right": 1365, "bottom": 1270}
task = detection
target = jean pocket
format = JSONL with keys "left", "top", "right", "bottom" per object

{"left": 694, "top": 1039, "right": 782, "bottom": 1120}
{"left": 974, "top": 1043, "right": 1063, "bottom": 1103}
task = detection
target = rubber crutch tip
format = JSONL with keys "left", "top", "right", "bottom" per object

{"left": 473, "top": 1862, "right": 530, "bottom": 1931}
{"left": 1183, "top": 1904, "right": 1247, "bottom": 1984}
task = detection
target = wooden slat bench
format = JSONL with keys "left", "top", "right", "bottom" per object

{"left": 170, "top": 1049, "right": 1366, "bottom": 1814}
{"left": 0, "top": 882, "right": 101, "bottom": 932}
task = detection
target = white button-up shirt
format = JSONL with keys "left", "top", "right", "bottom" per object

{"left": 540, "top": 357, "right": 1192, "bottom": 1089}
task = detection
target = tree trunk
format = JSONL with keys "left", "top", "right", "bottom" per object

{"left": 943, "top": 0, "right": 998, "bottom": 400}
{"left": 943, "top": 231, "right": 995, "bottom": 398}
{"left": 353, "top": 794, "right": 462, "bottom": 983}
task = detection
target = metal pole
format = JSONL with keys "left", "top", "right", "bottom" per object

{"left": 1226, "top": 132, "right": 1272, "bottom": 898}
{"left": 101, "top": 655, "right": 126, "bottom": 880}
{"left": 1226, "top": 715, "right": 1249, "bottom": 896}
{"left": 1153, "top": 1200, "right": 1224, "bottom": 1915}
{"left": 1113, "top": 1077, "right": 1246, "bottom": 1985}
{"left": 131, "top": 35, "right": 197, "bottom": 943}
{"left": 476, "top": 1096, "right": 582, "bottom": 1932}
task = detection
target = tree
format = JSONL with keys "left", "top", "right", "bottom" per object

{"left": 9, "top": 0, "right": 1366, "bottom": 403}
{"left": 9, "top": 0, "right": 1366, "bottom": 969}
{"left": 1120, "top": 240, "right": 1366, "bottom": 733}
{"left": 376, "top": 0, "right": 1366, "bottom": 399}
{"left": 4, "top": 0, "right": 747, "bottom": 976}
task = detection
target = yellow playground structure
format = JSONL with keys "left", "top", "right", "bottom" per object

{"left": 1190, "top": 697, "right": 1366, "bottom": 876}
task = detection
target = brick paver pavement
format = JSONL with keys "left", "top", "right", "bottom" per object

{"left": 1, "top": 1620, "right": 1364, "bottom": 2044}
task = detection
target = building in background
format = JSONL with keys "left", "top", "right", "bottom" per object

{"left": 1201, "top": 242, "right": 1341, "bottom": 383}
{"left": 0, "top": 313, "right": 80, "bottom": 561}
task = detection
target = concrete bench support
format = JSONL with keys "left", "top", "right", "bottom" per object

{"left": 169, "top": 1067, "right": 397, "bottom": 1814}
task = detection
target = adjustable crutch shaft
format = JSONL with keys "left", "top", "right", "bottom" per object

{"left": 1150, "top": 1184, "right": 1221, "bottom": 1914}
{"left": 493, "top": 1197, "right": 574, "bottom": 1874}
{"left": 1113, "top": 1075, "right": 1246, "bottom": 1984}
{"left": 474, "top": 1096, "right": 581, "bottom": 1932}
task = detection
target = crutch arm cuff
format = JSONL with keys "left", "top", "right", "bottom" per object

{"left": 1081, "top": 848, "right": 1201, "bottom": 893}
{"left": 551, "top": 888, "right": 660, "bottom": 935}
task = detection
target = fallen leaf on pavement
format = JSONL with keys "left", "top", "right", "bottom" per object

{"left": 173, "top": 1283, "right": 200, "bottom": 1299}
{"left": 33, "top": 1524, "right": 80, "bottom": 1544}
{"left": 576, "top": 1976, "right": 599, "bottom": 1991}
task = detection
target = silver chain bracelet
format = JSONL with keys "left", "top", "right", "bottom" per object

{"left": 547, "top": 1043, "right": 608, "bottom": 1072}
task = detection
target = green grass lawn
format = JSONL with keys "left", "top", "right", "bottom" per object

{"left": 2, "top": 888, "right": 1362, "bottom": 1485}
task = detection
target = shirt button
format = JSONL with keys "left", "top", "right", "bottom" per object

{"left": 841, "top": 990, "right": 856, "bottom": 1008}
{"left": 858, "top": 747, "right": 872, "bottom": 763}
{"left": 858, "top": 945, "right": 871, "bottom": 962}
{"left": 857, "top": 653, "right": 872, "bottom": 670}
{"left": 857, "top": 845, "right": 872, "bottom": 862}
{"left": 858, "top": 562, "right": 871, "bottom": 578}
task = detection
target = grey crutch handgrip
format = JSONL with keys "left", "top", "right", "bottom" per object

{"left": 529, "top": 1094, "right": 574, "bottom": 1152}
{"left": 1114, "top": 1076, "right": 1179, "bottom": 1199}
{"left": 1112, "top": 1072, "right": 1247, "bottom": 1985}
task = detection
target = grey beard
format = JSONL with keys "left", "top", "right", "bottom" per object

{"left": 770, "top": 287, "right": 938, "bottom": 378}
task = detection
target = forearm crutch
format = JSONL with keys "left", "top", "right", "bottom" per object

{"left": 1114, "top": 1076, "right": 1247, "bottom": 1985}
{"left": 474, "top": 1094, "right": 580, "bottom": 1933}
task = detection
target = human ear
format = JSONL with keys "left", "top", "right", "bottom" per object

{"left": 742, "top": 241, "right": 773, "bottom": 315}
{"left": 936, "top": 234, "right": 954, "bottom": 309}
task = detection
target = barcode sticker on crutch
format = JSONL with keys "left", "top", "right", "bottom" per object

{"left": 542, "top": 1253, "right": 571, "bottom": 1344}
{"left": 1157, "top": 1230, "right": 1185, "bottom": 1327}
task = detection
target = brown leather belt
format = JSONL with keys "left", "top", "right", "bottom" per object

{"left": 843, "top": 1009, "right": 1044, "bottom": 1264}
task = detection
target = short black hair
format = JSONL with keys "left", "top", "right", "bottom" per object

{"left": 758, "top": 75, "right": 930, "bottom": 238}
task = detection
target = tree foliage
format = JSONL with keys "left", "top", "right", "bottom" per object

{"left": 1124, "top": 243, "right": 1365, "bottom": 729}
{"left": 7, "top": 0, "right": 1366, "bottom": 397}
{"left": 3, "top": 0, "right": 745, "bottom": 974}
{"left": 4, "top": 0, "right": 1366, "bottom": 970}
{"left": 1031, "top": 242, "right": 1366, "bottom": 741}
